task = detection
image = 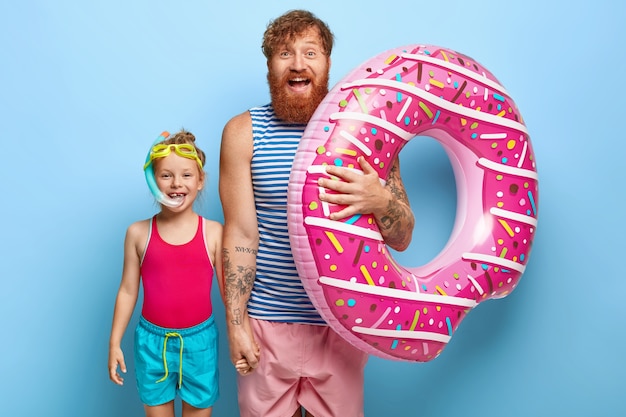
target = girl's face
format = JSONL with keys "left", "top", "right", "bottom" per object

{"left": 153, "top": 152, "right": 204, "bottom": 209}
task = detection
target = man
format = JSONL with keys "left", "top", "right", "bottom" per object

{"left": 219, "top": 9, "right": 414, "bottom": 417}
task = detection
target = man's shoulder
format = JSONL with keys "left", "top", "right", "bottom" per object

{"left": 224, "top": 110, "right": 253, "bottom": 134}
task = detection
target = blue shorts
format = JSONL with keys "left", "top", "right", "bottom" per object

{"left": 134, "top": 316, "right": 219, "bottom": 409}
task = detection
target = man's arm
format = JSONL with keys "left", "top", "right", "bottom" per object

{"left": 219, "top": 111, "right": 261, "bottom": 369}
{"left": 318, "top": 156, "right": 415, "bottom": 251}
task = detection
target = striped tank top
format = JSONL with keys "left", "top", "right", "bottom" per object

{"left": 248, "top": 104, "right": 325, "bottom": 324}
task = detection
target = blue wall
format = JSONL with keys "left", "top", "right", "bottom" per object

{"left": 2, "top": 1, "right": 624, "bottom": 416}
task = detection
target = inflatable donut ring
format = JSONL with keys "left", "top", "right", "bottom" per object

{"left": 287, "top": 44, "right": 538, "bottom": 362}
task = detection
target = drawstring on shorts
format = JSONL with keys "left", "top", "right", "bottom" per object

{"left": 155, "top": 332, "right": 184, "bottom": 388}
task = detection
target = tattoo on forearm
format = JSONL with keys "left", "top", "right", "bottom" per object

{"left": 387, "top": 163, "right": 409, "bottom": 204}
{"left": 222, "top": 248, "right": 256, "bottom": 326}
{"left": 379, "top": 162, "right": 414, "bottom": 249}
{"left": 231, "top": 308, "right": 243, "bottom": 326}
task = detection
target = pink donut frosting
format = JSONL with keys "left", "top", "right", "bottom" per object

{"left": 288, "top": 44, "right": 538, "bottom": 362}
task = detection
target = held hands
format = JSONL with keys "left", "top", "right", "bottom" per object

{"left": 108, "top": 346, "right": 127, "bottom": 385}
{"left": 318, "top": 156, "right": 390, "bottom": 220}
{"left": 234, "top": 340, "right": 260, "bottom": 376}
{"left": 228, "top": 322, "right": 261, "bottom": 376}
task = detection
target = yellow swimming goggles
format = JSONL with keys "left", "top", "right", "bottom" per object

{"left": 143, "top": 143, "right": 203, "bottom": 170}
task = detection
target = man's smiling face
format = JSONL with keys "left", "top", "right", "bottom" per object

{"left": 267, "top": 27, "right": 331, "bottom": 124}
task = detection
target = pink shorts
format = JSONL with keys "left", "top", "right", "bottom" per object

{"left": 237, "top": 318, "right": 368, "bottom": 417}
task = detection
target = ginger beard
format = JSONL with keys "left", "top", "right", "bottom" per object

{"left": 268, "top": 68, "right": 330, "bottom": 124}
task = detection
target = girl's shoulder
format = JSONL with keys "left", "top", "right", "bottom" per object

{"left": 123, "top": 218, "right": 153, "bottom": 258}
{"left": 201, "top": 217, "right": 223, "bottom": 233}
{"left": 201, "top": 217, "right": 222, "bottom": 259}
{"left": 201, "top": 217, "right": 223, "bottom": 247}
{"left": 126, "top": 217, "right": 152, "bottom": 242}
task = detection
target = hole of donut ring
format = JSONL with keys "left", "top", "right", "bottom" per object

{"left": 389, "top": 136, "right": 457, "bottom": 267}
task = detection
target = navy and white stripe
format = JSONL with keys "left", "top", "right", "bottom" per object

{"left": 248, "top": 104, "right": 325, "bottom": 324}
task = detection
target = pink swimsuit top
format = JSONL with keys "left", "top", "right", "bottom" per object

{"left": 140, "top": 215, "right": 214, "bottom": 328}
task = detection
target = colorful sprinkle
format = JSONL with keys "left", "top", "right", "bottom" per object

{"left": 498, "top": 219, "right": 515, "bottom": 237}
{"left": 325, "top": 231, "right": 344, "bottom": 253}
{"left": 360, "top": 265, "right": 375, "bottom": 286}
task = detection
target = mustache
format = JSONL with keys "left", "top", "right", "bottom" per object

{"left": 273, "top": 69, "right": 315, "bottom": 84}
{"left": 268, "top": 70, "right": 330, "bottom": 124}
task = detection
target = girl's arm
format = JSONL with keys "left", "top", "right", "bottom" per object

{"left": 108, "top": 221, "right": 144, "bottom": 385}
{"left": 206, "top": 219, "right": 224, "bottom": 301}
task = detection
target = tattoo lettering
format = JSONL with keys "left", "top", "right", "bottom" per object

{"left": 235, "top": 246, "right": 258, "bottom": 255}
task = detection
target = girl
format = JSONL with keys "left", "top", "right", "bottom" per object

{"left": 108, "top": 129, "right": 224, "bottom": 417}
